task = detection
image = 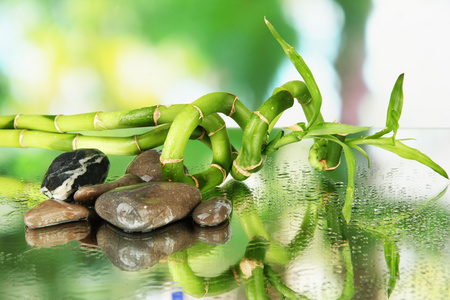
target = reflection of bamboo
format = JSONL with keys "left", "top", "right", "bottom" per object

{"left": 168, "top": 250, "right": 240, "bottom": 298}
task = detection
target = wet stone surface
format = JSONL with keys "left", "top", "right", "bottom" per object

{"left": 24, "top": 199, "right": 90, "bottom": 229}
{"left": 192, "top": 196, "right": 232, "bottom": 227}
{"left": 95, "top": 182, "right": 202, "bottom": 232}
{"left": 74, "top": 174, "right": 144, "bottom": 206}
{"left": 40, "top": 149, "right": 110, "bottom": 201}
{"left": 126, "top": 149, "right": 188, "bottom": 182}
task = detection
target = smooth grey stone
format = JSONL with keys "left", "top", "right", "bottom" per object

{"left": 24, "top": 199, "right": 90, "bottom": 229}
{"left": 96, "top": 220, "right": 197, "bottom": 271}
{"left": 192, "top": 196, "right": 232, "bottom": 226}
{"left": 41, "top": 149, "right": 110, "bottom": 201}
{"left": 126, "top": 149, "right": 188, "bottom": 182}
{"left": 95, "top": 182, "right": 202, "bottom": 232}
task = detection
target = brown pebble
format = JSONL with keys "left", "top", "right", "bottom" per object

{"left": 24, "top": 199, "right": 90, "bottom": 229}
{"left": 126, "top": 149, "right": 188, "bottom": 182}
{"left": 74, "top": 174, "right": 144, "bottom": 206}
{"left": 25, "top": 220, "right": 91, "bottom": 248}
{"left": 192, "top": 196, "right": 232, "bottom": 227}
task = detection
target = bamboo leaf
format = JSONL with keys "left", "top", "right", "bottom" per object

{"left": 305, "top": 122, "right": 370, "bottom": 137}
{"left": 265, "top": 18, "right": 322, "bottom": 129}
{"left": 348, "top": 143, "right": 371, "bottom": 168}
{"left": 367, "top": 74, "right": 404, "bottom": 140}
{"left": 350, "top": 138, "right": 448, "bottom": 179}
{"left": 386, "top": 74, "right": 404, "bottom": 141}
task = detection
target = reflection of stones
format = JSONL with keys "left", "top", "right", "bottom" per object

{"left": 24, "top": 199, "right": 90, "bottom": 228}
{"left": 96, "top": 220, "right": 197, "bottom": 271}
{"left": 25, "top": 220, "right": 91, "bottom": 248}
{"left": 95, "top": 182, "right": 201, "bottom": 232}
{"left": 194, "top": 220, "right": 232, "bottom": 245}
{"left": 40, "top": 149, "right": 110, "bottom": 201}
{"left": 125, "top": 149, "right": 188, "bottom": 182}
{"left": 73, "top": 174, "right": 144, "bottom": 206}
{"left": 192, "top": 196, "right": 233, "bottom": 226}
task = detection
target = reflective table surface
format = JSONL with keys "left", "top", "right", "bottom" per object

{"left": 1, "top": 129, "right": 449, "bottom": 300}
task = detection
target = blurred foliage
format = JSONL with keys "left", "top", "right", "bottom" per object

{"left": 0, "top": 0, "right": 295, "bottom": 114}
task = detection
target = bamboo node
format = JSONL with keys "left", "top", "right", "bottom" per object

{"left": 322, "top": 158, "right": 341, "bottom": 171}
{"left": 253, "top": 111, "right": 269, "bottom": 125}
{"left": 134, "top": 135, "right": 142, "bottom": 153}
{"left": 196, "top": 127, "right": 206, "bottom": 140}
{"left": 54, "top": 114, "right": 65, "bottom": 133}
{"left": 210, "top": 163, "right": 227, "bottom": 184}
{"left": 190, "top": 104, "right": 204, "bottom": 120}
{"left": 301, "top": 96, "right": 312, "bottom": 105}
{"left": 228, "top": 95, "right": 238, "bottom": 117}
{"left": 153, "top": 105, "right": 161, "bottom": 126}
{"left": 72, "top": 134, "right": 81, "bottom": 150}
{"left": 14, "top": 113, "right": 22, "bottom": 129}
{"left": 19, "top": 129, "right": 28, "bottom": 148}
{"left": 233, "top": 160, "right": 251, "bottom": 177}
{"left": 245, "top": 157, "right": 264, "bottom": 171}
{"left": 187, "top": 174, "right": 199, "bottom": 188}
{"left": 160, "top": 156, "right": 184, "bottom": 167}
{"left": 93, "top": 112, "right": 109, "bottom": 131}
{"left": 207, "top": 123, "right": 226, "bottom": 137}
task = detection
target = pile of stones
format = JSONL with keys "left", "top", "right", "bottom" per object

{"left": 24, "top": 149, "right": 233, "bottom": 234}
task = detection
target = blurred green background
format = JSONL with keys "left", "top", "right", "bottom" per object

{"left": 0, "top": 0, "right": 449, "bottom": 128}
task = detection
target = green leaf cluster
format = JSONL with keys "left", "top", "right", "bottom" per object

{"left": 265, "top": 19, "right": 448, "bottom": 224}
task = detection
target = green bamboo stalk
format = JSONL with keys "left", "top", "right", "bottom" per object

{"left": 0, "top": 125, "right": 205, "bottom": 155}
{"left": 231, "top": 89, "right": 294, "bottom": 180}
{"left": 160, "top": 92, "right": 252, "bottom": 186}
{"left": 0, "top": 105, "right": 187, "bottom": 132}
{"left": 282, "top": 80, "right": 324, "bottom": 126}
{"left": 169, "top": 113, "right": 233, "bottom": 191}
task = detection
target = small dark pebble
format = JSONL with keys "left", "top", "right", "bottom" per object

{"left": 192, "top": 196, "right": 232, "bottom": 227}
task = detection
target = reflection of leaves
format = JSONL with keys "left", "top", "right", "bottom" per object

{"left": 384, "top": 238, "right": 400, "bottom": 298}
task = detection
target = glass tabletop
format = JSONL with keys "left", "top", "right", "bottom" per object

{"left": 1, "top": 128, "right": 449, "bottom": 300}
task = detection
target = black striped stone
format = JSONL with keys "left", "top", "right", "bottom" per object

{"left": 40, "top": 149, "right": 110, "bottom": 201}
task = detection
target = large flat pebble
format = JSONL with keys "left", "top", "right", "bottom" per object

{"left": 95, "top": 182, "right": 201, "bottom": 232}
